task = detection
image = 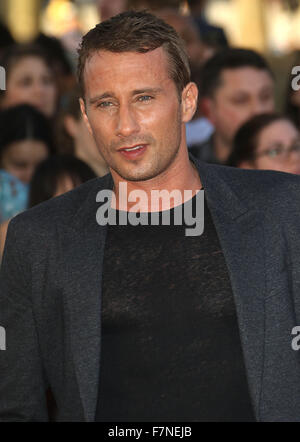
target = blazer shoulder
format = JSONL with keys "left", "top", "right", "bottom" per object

{"left": 193, "top": 157, "right": 300, "bottom": 217}
{"left": 9, "top": 173, "right": 112, "bottom": 235}
{"left": 207, "top": 163, "right": 300, "bottom": 197}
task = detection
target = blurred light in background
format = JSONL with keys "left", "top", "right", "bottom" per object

{"left": 6, "top": 0, "right": 41, "bottom": 42}
{"left": 41, "top": 0, "right": 98, "bottom": 36}
{"left": 2, "top": 0, "right": 300, "bottom": 56}
{"left": 206, "top": 0, "right": 300, "bottom": 54}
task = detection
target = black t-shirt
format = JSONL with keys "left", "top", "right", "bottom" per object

{"left": 96, "top": 192, "right": 255, "bottom": 422}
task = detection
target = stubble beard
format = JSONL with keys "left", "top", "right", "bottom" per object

{"left": 110, "top": 128, "right": 182, "bottom": 183}
{"left": 99, "top": 119, "right": 183, "bottom": 182}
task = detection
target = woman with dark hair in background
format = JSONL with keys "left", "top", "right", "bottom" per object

{"left": 228, "top": 113, "right": 300, "bottom": 175}
{"left": 0, "top": 44, "right": 58, "bottom": 118}
{"left": 56, "top": 87, "right": 109, "bottom": 177}
{"left": 29, "top": 154, "right": 96, "bottom": 208}
{"left": 0, "top": 104, "right": 54, "bottom": 187}
{"left": 0, "top": 104, "right": 54, "bottom": 259}
{"left": 33, "top": 33, "right": 76, "bottom": 99}
{"left": 1, "top": 155, "right": 96, "bottom": 262}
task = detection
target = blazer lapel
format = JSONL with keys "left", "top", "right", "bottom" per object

{"left": 194, "top": 159, "right": 266, "bottom": 419}
{"left": 61, "top": 174, "right": 113, "bottom": 421}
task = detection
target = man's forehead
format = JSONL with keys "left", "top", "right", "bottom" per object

{"left": 83, "top": 47, "right": 173, "bottom": 96}
{"left": 85, "top": 47, "right": 169, "bottom": 71}
{"left": 210, "top": 67, "right": 274, "bottom": 98}
{"left": 219, "top": 67, "right": 273, "bottom": 88}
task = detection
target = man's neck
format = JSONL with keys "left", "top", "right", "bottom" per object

{"left": 111, "top": 148, "right": 202, "bottom": 212}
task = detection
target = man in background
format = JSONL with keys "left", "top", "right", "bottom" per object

{"left": 190, "top": 48, "right": 275, "bottom": 163}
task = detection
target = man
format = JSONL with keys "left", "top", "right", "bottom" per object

{"left": 190, "top": 48, "right": 275, "bottom": 164}
{"left": 155, "top": 8, "right": 214, "bottom": 147}
{"left": 1, "top": 11, "right": 300, "bottom": 422}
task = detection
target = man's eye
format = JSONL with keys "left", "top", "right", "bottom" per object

{"left": 231, "top": 97, "right": 248, "bottom": 105}
{"left": 19, "top": 77, "right": 32, "bottom": 87}
{"left": 138, "top": 95, "right": 153, "bottom": 102}
{"left": 98, "top": 101, "right": 113, "bottom": 108}
{"left": 260, "top": 93, "right": 272, "bottom": 102}
{"left": 266, "top": 147, "right": 283, "bottom": 157}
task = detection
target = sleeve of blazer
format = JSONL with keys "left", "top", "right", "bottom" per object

{"left": 0, "top": 218, "right": 48, "bottom": 421}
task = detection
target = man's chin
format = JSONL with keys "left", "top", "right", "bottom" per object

{"left": 115, "top": 170, "right": 160, "bottom": 182}
{"left": 110, "top": 162, "right": 162, "bottom": 182}
{"left": 110, "top": 152, "right": 177, "bottom": 183}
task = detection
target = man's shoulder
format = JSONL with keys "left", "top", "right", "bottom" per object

{"left": 203, "top": 162, "right": 300, "bottom": 214}
{"left": 213, "top": 163, "right": 300, "bottom": 190}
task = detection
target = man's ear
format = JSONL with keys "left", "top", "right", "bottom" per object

{"left": 181, "top": 82, "right": 198, "bottom": 123}
{"left": 79, "top": 97, "right": 93, "bottom": 135}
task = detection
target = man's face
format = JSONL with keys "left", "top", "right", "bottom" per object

{"left": 206, "top": 67, "right": 275, "bottom": 146}
{"left": 81, "top": 48, "right": 196, "bottom": 182}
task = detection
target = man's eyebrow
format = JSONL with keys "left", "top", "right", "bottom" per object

{"left": 89, "top": 88, "right": 163, "bottom": 104}
{"left": 260, "top": 85, "right": 274, "bottom": 91}
{"left": 132, "top": 87, "right": 163, "bottom": 95}
{"left": 89, "top": 92, "right": 115, "bottom": 104}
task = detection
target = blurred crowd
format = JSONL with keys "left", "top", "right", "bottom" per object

{"left": 1, "top": 0, "right": 300, "bottom": 259}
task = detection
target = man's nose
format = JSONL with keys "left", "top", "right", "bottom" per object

{"left": 116, "top": 104, "right": 139, "bottom": 138}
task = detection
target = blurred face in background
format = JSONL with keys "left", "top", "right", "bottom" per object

{"left": 157, "top": 11, "right": 205, "bottom": 69}
{"left": 64, "top": 114, "right": 101, "bottom": 159}
{"left": 0, "top": 139, "right": 49, "bottom": 183}
{"left": 53, "top": 174, "right": 76, "bottom": 197}
{"left": 63, "top": 113, "right": 109, "bottom": 176}
{"left": 206, "top": 67, "right": 275, "bottom": 147}
{"left": 240, "top": 119, "right": 300, "bottom": 175}
{"left": 1, "top": 56, "right": 57, "bottom": 117}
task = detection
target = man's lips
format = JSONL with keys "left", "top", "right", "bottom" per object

{"left": 117, "top": 143, "right": 148, "bottom": 158}
{"left": 118, "top": 143, "right": 147, "bottom": 152}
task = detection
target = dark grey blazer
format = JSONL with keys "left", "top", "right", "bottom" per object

{"left": 1, "top": 156, "right": 300, "bottom": 422}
